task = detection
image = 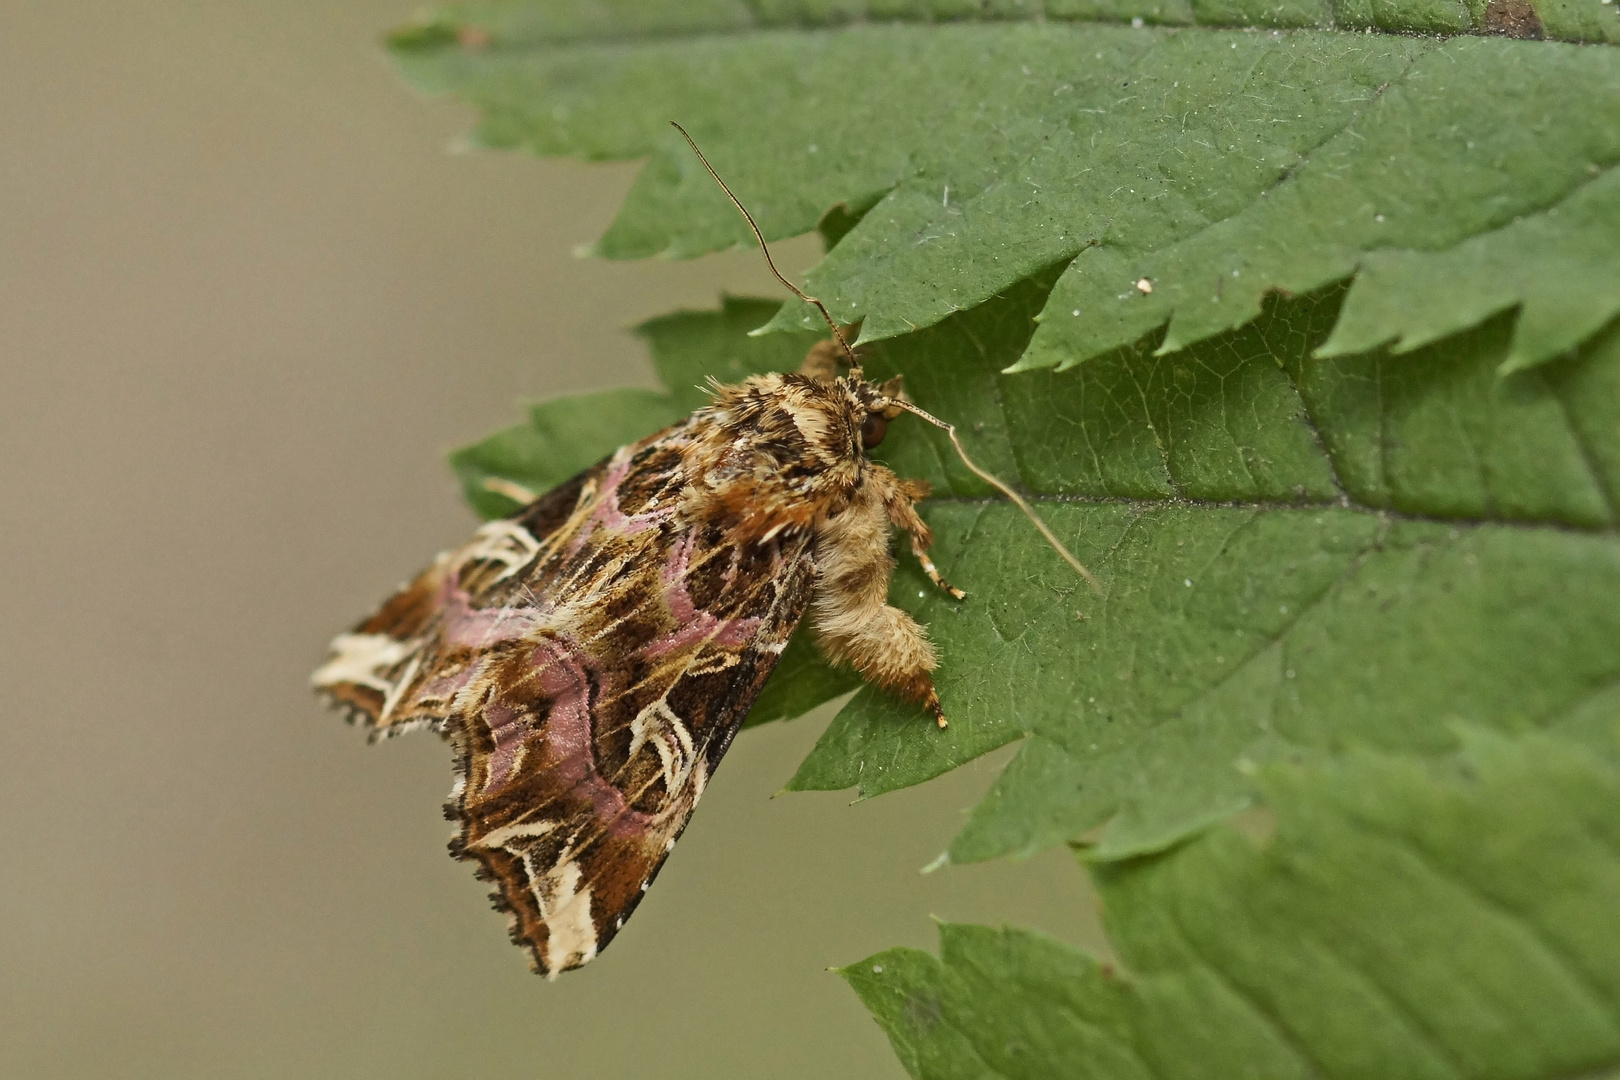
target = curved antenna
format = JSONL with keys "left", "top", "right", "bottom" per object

{"left": 885, "top": 398, "right": 1103, "bottom": 595}
{"left": 671, "top": 122, "right": 1095, "bottom": 593}
{"left": 670, "top": 121, "right": 860, "bottom": 371}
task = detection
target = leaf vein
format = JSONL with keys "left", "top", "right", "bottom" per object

{"left": 1369, "top": 829, "right": 1620, "bottom": 1034}
{"left": 1549, "top": 369, "right": 1620, "bottom": 525}
{"left": 924, "top": 493, "right": 1619, "bottom": 538}
{"left": 1161, "top": 918, "right": 1331, "bottom": 1080}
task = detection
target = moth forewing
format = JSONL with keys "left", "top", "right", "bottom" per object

{"left": 314, "top": 125, "right": 1091, "bottom": 976}
{"left": 313, "top": 364, "right": 961, "bottom": 974}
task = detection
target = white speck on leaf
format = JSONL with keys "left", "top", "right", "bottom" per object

{"left": 1131, "top": 16, "right": 1144, "bottom": 27}
{"left": 1185, "top": 579, "right": 1192, "bottom": 587}
{"left": 873, "top": 965, "right": 884, "bottom": 973}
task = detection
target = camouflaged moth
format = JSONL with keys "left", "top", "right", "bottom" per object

{"left": 312, "top": 124, "right": 1096, "bottom": 978}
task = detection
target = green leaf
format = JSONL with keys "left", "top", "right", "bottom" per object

{"left": 391, "top": 3, "right": 1620, "bottom": 376}
{"left": 423, "top": 0, "right": 1620, "bottom": 868}
{"left": 781, "top": 275, "right": 1620, "bottom": 864}
{"left": 398, "top": 10, "right": 1620, "bottom": 1074}
{"left": 1022, "top": 38, "right": 1620, "bottom": 376}
{"left": 460, "top": 278, "right": 1620, "bottom": 866}
{"left": 1316, "top": 166, "right": 1620, "bottom": 374}
{"left": 841, "top": 723, "right": 1620, "bottom": 1080}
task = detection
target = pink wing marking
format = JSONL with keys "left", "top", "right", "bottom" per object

{"left": 472, "top": 635, "right": 661, "bottom": 847}
{"left": 440, "top": 571, "right": 545, "bottom": 651}
{"left": 563, "top": 450, "right": 678, "bottom": 557}
{"left": 642, "top": 531, "right": 763, "bottom": 658}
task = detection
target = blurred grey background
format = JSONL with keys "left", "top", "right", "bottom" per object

{"left": 0, "top": 3, "right": 1102, "bottom": 1077}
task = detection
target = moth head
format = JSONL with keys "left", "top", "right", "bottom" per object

{"left": 847, "top": 373, "right": 906, "bottom": 450}
{"left": 709, "top": 373, "right": 878, "bottom": 488}
{"left": 670, "top": 120, "right": 1101, "bottom": 594}
{"left": 787, "top": 372, "right": 893, "bottom": 477}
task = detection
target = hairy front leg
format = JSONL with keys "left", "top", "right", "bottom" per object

{"left": 882, "top": 475, "right": 965, "bottom": 600}
{"left": 811, "top": 482, "right": 948, "bottom": 727}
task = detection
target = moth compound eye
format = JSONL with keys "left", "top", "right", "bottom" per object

{"left": 860, "top": 411, "right": 888, "bottom": 449}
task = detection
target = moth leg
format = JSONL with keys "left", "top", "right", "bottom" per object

{"left": 812, "top": 470, "right": 948, "bottom": 727}
{"left": 884, "top": 476, "right": 966, "bottom": 601}
{"left": 909, "top": 539, "right": 964, "bottom": 601}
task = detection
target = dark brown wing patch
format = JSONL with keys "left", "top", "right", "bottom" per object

{"left": 313, "top": 464, "right": 600, "bottom": 734}
{"left": 314, "top": 429, "right": 816, "bottom": 975}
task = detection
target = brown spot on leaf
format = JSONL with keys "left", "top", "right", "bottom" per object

{"left": 1230, "top": 805, "right": 1280, "bottom": 849}
{"left": 903, "top": 992, "right": 944, "bottom": 1035}
{"left": 457, "top": 24, "right": 492, "bottom": 50}
{"left": 1485, "top": 0, "right": 1543, "bottom": 38}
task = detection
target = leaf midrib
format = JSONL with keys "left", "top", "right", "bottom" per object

{"left": 922, "top": 492, "right": 1620, "bottom": 537}
{"left": 410, "top": 15, "right": 1612, "bottom": 53}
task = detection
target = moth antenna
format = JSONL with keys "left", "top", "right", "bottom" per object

{"left": 669, "top": 123, "right": 1089, "bottom": 590}
{"left": 885, "top": 399, "right": 1103, "bottom": 595}
{"left": 669, "top": 121, "right": 861, "bottom": 373}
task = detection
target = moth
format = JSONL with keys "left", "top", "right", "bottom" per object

{"left": 312, "top": 124, "right": 1095, "bottom": 978}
